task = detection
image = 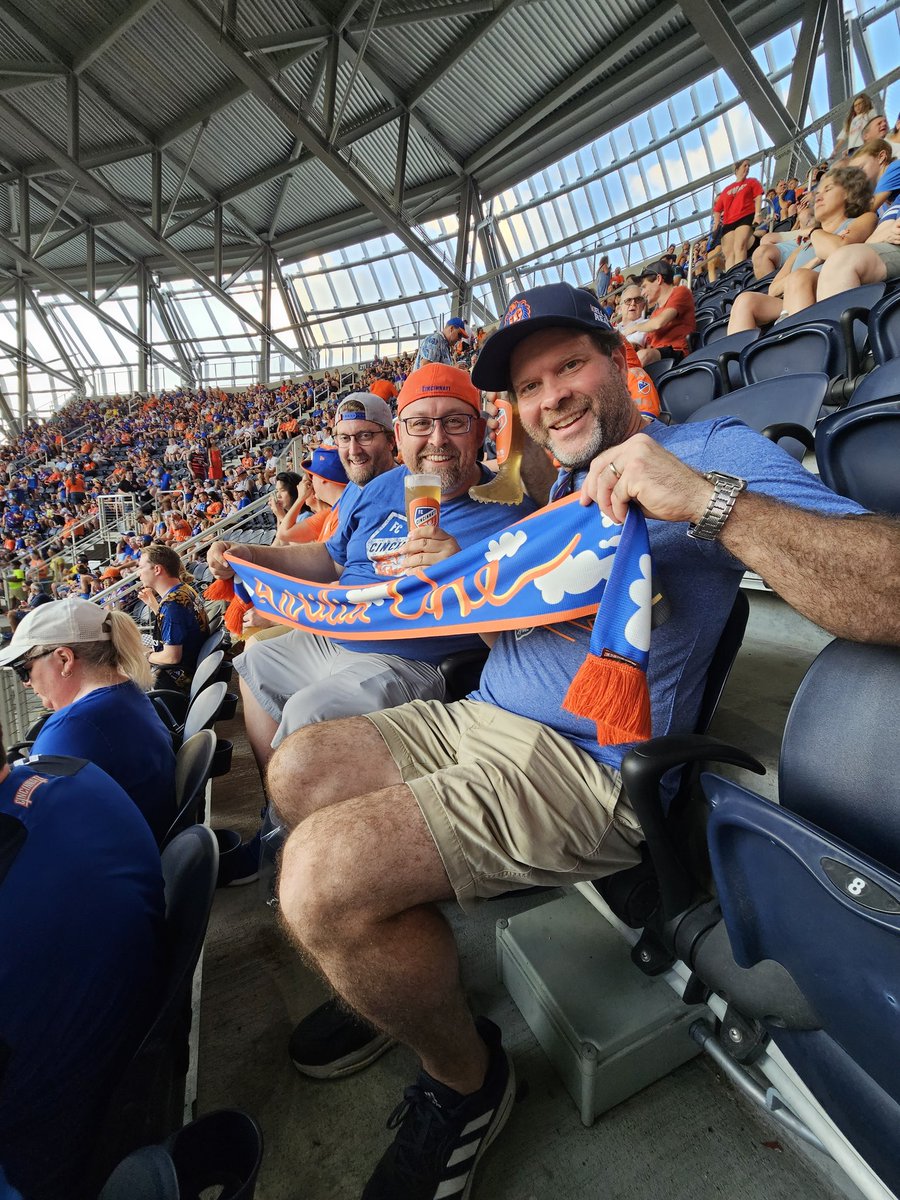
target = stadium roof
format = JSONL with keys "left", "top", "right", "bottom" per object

{"left": 0, "top": 0, "right": 810, "bottom": 293}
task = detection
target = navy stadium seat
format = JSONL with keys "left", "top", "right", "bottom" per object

{"left": 685, "top": 374, "right": 828, "bottom": 460}
{"left": 868, "top": 285, "right": 900, "bottom": 365}
{"left": 815, "top": 397, "right": 900, "bottom": 513}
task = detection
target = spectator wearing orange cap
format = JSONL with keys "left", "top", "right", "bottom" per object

{"left": 207, "top": 363, "right": 534, "bottom": 784}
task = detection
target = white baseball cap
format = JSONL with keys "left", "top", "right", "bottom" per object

{"left": 0, "top": 598, "right": 111, "bottom": 668}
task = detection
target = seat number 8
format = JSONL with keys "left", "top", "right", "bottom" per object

{"left": 847, "top": 876, "right": 868, "bottom": 897}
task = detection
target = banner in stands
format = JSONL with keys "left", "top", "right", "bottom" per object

{"left": 225, "top": 496, "right": 654, "bottom": 744}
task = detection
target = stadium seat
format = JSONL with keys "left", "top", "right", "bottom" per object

{"left": 196, "top": 628, "right": 225, "bottom": 665}
{"left": 676, "top": 329, "right": 760, "bottom": 393}
{"left": 658, "top": 360, "right": 724, "bottom": 423}
{"left": 845, "top": 357, "right": 900, "bottom": 407}
{"left": 161, "top": 729, "right": 218, "bottom": 849}
{"left": 438, "top": 647, "right": 490, "bottom": 701}
{"left": 99, "top": 1109, "right": 263, "bottom": 1200}
{"left": 149, "top": 650, "right": 227, "bottom": 731}
{"left": 700, "top": 640, "right": 900, "bottom": 1196}
{"left": 868, "top": 286, "right": 900, "bottom": 365}
{"left": 89, "top": 825, "right": 219, "bottom": 1189}
{"left": 585, "top": 638, "right": 900, "bottom": 1197}
{"left": 815, "top": 397, "right": 900, "bottom": 513}
{"left": 685, "top": 374, "right": 828, "bottom": 460}
{"left": 740, "top": 284, "right": 885, "bottom": 385}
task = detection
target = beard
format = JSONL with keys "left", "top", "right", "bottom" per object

{"left": 520, "top": 374, "right": 637, "bottom": 467}
{"left": 345, "top": 457, "right": 380, "bottom": 486}
{"left": 411, "top": 447, "right": 465, "bottom": 494}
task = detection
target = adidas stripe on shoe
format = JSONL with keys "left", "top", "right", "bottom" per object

{"left": 361, "top": 1016, "right": 515, "bottom": 1200}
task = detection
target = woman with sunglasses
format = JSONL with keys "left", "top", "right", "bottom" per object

{"left": 0, "top": 597, "right": 175, "bottom": 843}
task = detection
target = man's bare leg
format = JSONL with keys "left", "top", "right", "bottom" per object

{"left": 271, "top": 718, "right": 490, "bottom": 1094}
{"left": 239, "top": 675, "right": 279, "bottom": 781}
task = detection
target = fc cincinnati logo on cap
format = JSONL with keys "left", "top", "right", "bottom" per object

{"left": 503, "top": 299, "right": 531, "bottom": 326}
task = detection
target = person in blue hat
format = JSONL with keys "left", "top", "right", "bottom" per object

{"left": 412, "top": 316, "right": 468, "bottom": 372}
{"left": 270, "top": 281, "right": 900, "bottom": 1200}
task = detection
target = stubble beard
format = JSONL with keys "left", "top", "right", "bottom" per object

{"left": 522, "top": 375, "right": 637, "bottom": 468}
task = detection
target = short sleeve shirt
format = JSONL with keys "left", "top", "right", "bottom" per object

{"left": 325, "top": 465, "right": 535, "bottom": 662}
{"left": 154, "top": 581, "right": 209, "bottom": 688}
{"left": 473, "top": 417, "right": 865, "bottom": 774}
{"left": 412, "top": 332, "right": 453, "bottom": 372}
{"left": 714, "top": 177, "right": 764, "bottom": 224}
{"left": 646, "top": 285, "right": 696, "bottom": 354}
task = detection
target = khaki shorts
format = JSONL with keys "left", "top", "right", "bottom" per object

{"left": 366, "top": 699, "right": 644, "bottom": 912}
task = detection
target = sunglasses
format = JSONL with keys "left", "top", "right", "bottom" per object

{"left": 11, "top": 648, "right": 55, "bottom": 683}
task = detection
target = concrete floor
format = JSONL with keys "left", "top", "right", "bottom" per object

{"left": 197, "top": 588, "right": 847, "bottom": 1200}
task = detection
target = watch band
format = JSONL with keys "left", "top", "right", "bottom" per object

{"left": 687, "top": 472, "right": 747, "bottom": 541}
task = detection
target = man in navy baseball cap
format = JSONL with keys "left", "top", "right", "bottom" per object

{"left": 472, "top": 283, "right": 619, "bottom": 392}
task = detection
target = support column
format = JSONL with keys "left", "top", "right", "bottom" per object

{"left": 85, "top": 224, "right": 95, "bottom": 303}
{"left": 214, "top": 202, "right": 223, "bottom": 288}
{"left": 774, "top": 0, "right": 827, "bottom": 181}
{"left": 453, "top": 178, "right": 476, "bottom": 320}
{"left": 823, "top": 0, "right": 850, "bottom": 140}
{"left": 137, "top": 263, "right": 150, "bottom": 394}
{"left": 848, "top": 16, "right": 875, "bottom": 89}
{"left": 16, "top": 277, "right": 27, "bottom": 428}
{"left": 260, "top": 246, "right": 272, "bottom": 383}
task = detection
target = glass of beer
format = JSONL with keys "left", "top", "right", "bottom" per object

{"left": 405, "top": 473, "right": 441, "bottom": 531}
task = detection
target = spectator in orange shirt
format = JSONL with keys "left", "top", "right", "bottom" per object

{"left": 369, "top": 377, "right": 397, "bottom": 404}
{"left": 630, "top": 260, "right": 697, "bottom": 366}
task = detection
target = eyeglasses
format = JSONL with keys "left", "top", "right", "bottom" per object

{"left": 11, "top": 648, "right": 55, "bottom": 683}
{"left": 398, "top": 413, "right": 476, "bottom": 437}
{"left": 335, "top": 430, "right": 387, "bottom": 446}
{"left": 622, "top": 297, "right": 643, "bottom": 305}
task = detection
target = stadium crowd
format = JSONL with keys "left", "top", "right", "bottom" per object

{"left": 1, "top": 92, "right": 899, "bottom": 1200}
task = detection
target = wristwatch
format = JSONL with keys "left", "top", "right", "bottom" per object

{"left": 687, "top": 471, "right": 747, "bottom": 541}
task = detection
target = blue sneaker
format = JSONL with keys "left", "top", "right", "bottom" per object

{"left": 361, "top": 1017, "right": 514, "bottom": 1200}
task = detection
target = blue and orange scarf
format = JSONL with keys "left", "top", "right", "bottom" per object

{"left": 225, "top": 496, "right": 652, "bottom": 745}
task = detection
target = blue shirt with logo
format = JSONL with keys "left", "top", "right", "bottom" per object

{"left": 473, "top": 418, "right": 865, "bottom": 772}
{"left": 326, "top": 464, "right": 535, "bottom": 662}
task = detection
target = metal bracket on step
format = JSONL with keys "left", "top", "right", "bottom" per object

{"left": 719, "top": 1003, "right": 768, "bottom": 1065}
{"left": 631, "top": 927, "right": 675, "bottom": 976}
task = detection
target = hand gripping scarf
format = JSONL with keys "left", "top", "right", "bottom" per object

{"left": 225, "top": 495, "right": 653, "bottom": 746}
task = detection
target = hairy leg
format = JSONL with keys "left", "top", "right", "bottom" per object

{"left": 279, "top": 782, "right": 489, "bottom": 1094}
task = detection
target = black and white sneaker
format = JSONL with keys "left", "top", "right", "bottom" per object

{"left": 361, "top": 1016, "right": 515, "bottom": 1200}
{"left": 289, "top": 998, "right": 396, "bottom": 1079}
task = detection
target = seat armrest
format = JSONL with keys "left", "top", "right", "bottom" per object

{"left": 760, "top": 423, "right": 815, "bottom": 451}
{"left": 622, "top": 735, "right": 765, "bottom": 920}
{"left": 715, "top": 351, "right": 739, "bottom": 394}
{"left": 840, "top": 306, "right": 868, "bottom": 378}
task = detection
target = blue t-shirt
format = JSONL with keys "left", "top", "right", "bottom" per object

{"left": 875, "top": 160, "right": 900, "bottom": 210}
{"left": 0, "top": 759, "right": 164, "bottom": 1200}
{"left": 325, "top": 464, "right": 535, "bottom": 663}
{"left": 30, "top": 681, "right": 176, "bottom": 843}
{"left": 473, "top": 418, "right": 865, "bottom": 773}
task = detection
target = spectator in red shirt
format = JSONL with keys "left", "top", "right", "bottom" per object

{"left": 628, "top": 260, "right": 697, "bottom": 366}
{"left": 712, "top": 158, "right": 764, "bottom": 272}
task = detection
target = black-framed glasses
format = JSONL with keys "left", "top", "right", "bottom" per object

{"left": 398, "top": 413, "right": 476, "bottom": 437}
{"left": 334, "top": 430, "right": 388, "bottom": 446}
{"left": 11, "top": 649, "right": 55, "bottom": 683}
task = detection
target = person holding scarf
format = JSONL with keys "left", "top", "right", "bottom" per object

{"left": 268, "top": 283, "right": 900, "bottom": 1200}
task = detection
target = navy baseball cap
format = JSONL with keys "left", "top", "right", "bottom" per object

{"left": 471, "top": 283, "right": 619, "bottom": 391}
